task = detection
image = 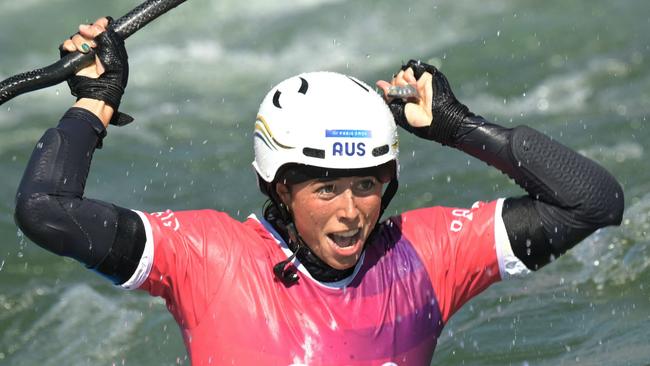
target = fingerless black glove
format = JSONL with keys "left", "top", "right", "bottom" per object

{"left": 61, "top": 18, "right": 133, "bottom": 126}
{"left": 387, "top": 60, "right": 624, "bottom": 271}
{"left": 388, "top": 59, "right": 472, "bottom": 145}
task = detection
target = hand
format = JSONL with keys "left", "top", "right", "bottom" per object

{"left": 60, "top": 18, "right": 110, "bottom": 78}
{"left": 377, "top": 60, "right": 472, "bottom": 145}
{"left": 376, "top": 67, "right": 433, "bottom": 129}
{"left": 60, "top": 17, "right": 132, "bottom": 127}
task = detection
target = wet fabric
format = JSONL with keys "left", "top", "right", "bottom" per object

{"left": 129, "top": 200, "right": 518, "bottom": 365}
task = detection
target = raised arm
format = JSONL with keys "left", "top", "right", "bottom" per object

{"left": 14, "top": 18, "right": 146, "bottom": 284}
{"left": 378, "top": 60, "right": 624, "bottom": 270}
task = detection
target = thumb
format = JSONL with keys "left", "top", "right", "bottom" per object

{"left": 388, "top": 99, "right": 417, "bottom": 134}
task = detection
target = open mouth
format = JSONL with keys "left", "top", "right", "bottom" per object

{"left": 327, "top": 228, "right": 361, "bottom": 248}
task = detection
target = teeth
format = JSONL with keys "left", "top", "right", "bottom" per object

{"left": 333, "top": 229, "right": 359, "bottom": 238}
{"left": 328, "top": 229, "right": 360, "bottom": 248}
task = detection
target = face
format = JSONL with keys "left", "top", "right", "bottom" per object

{"left": 276, "top": 176, "right": 383, "bottom": 270}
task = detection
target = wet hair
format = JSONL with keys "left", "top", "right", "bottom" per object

{"left": 278, "top": 161, "right": 394, "bottom": 185}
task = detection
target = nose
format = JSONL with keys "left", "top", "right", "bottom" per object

{"left": 336, "top": 189, "right": 360, "bottom": 222}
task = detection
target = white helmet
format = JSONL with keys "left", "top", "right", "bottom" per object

{"left": 253, "top": 71, "right": 399, "bottom": 188}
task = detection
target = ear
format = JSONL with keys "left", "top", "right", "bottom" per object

{"left": 275, "top": 182, "right": 292, "bottom": 208}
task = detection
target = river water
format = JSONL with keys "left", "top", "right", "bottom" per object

{"left": 0, "top": 0, "right": 648, "bottom": 365}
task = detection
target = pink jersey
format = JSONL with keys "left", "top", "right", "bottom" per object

{"left": 123, "top": 199, "right": 528, "bottom": 365}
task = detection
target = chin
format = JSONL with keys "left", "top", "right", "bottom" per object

{"left": 329, "top": 259, "right": 358, "bottom": 271}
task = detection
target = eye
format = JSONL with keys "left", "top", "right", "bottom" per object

{"left": 316, "top": 183, "right": 336, "bottom": 196}
{"left": 355, "top": 178, "right": 377, "bottom": 193}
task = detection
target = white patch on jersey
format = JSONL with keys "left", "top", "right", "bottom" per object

{"left": 120, "top": 210, "right": 155, "bottom": 290}
{"left": 494, "top": 198, "right": 532, "bottom": 279}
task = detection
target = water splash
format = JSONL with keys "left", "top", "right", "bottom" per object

{"left": 572, "top": 192, "right": 650, "bottom": 286}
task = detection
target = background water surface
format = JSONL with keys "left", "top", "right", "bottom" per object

{"left": 0, "top": 0, "right": 648, "bottom": 365}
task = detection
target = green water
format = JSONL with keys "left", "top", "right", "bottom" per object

{"left": 1, "top": 0, "right": 648, "bottom": 364}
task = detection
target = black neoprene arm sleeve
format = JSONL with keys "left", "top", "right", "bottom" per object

{"left": 393, "top": 60, "right": 624, "bottom": 270}
{"left": 451, "top": 116, "right": 624, "bottom": 269}
{"left": 14, "top": 107, "right": 146, "bottom": 284}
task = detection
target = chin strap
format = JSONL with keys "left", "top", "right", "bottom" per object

{"left": 272, "top": 236, "right": 302, "bottom": 287}
{"left": 379, "top": 178, "right": 399, "bottom": 218}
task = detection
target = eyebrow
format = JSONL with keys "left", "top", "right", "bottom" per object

{"left": 313, "top": 176, "right": 375, "bottom": 183}
{"left": 314, "top": 177, "right": 337, "bottom": 183}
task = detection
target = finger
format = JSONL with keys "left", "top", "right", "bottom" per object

{"left": 393, "top": 70, "right": 404, "bottom": 81}
{"left": 403, "top": 68, "right": 417, "bottom": 84}
{"left": 78, "top": 24, "right": 103, "bottom": 41}
{"left": 93, "top": 17, "right": 110, "bottom": 29}
{"left": 376, "top": 80, "right": 396, "bottom": 101}
{"left": 393, "top": 70, "right": 409, "bottom": 86}
{"left": 417, "top": 72, "right": 433, "bottom": 109}
{"left": 416, "top": 72, "right": 432, "bottom": 92}
{"left": 61, "top": 39, "right": 77, "bottom": 53}
{"left": 71, "top": 34, "right": 94, "bottom": 53}
{"left": 376, "top": 80, "right": 392, "bottom": 94}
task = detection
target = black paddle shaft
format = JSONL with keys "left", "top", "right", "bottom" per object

{"left": 0, "top": 0, "right": 188, "bottom": 105}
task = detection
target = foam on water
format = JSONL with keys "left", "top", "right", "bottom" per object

{"left": 467, "top": 62, "right": 603, "bottom": 118}
{"left": 571, "top": 192, "right": 650, "bottom": 287}
{"left": 579, "top": 141, "right": 643, "bottom": 164}
{"left": 0, "top": 0, "right": 53, "bottom": 14}
{"left": 210, "top": 0, "right": 345, "bottom": 20}
{"left": 2, "top": 0, "right": 649, "bottom": 364}
{"left": 2, "top": 284, "right": 142, "bottom": 366}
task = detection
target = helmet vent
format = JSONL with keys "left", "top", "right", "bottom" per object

{"left": 347, "top": 76, "right": 369, "bottom": 92}
{"left": 272, "top": 90, "right": 282, "bottom": 108}
{"left": 298, "top": 77, "right": 309, "bottom": 94}
{"left": 303, "top": 147, "right": 325, "bottom": 159}
{"left": 272, "top": 77, "right": 309, "bottom": 109}
{"left": 372, "top": 145, "right": 389, "bottom": 157}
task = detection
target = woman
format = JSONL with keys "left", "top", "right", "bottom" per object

{"left": 14, "top": 18, "right": 623, "bottom": 365}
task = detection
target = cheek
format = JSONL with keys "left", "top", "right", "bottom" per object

{"left": 291, "top": 199, "right": 327, "bottom": 237}
{"left": 361, "top": 196, "right": 382, "bottom": 221}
